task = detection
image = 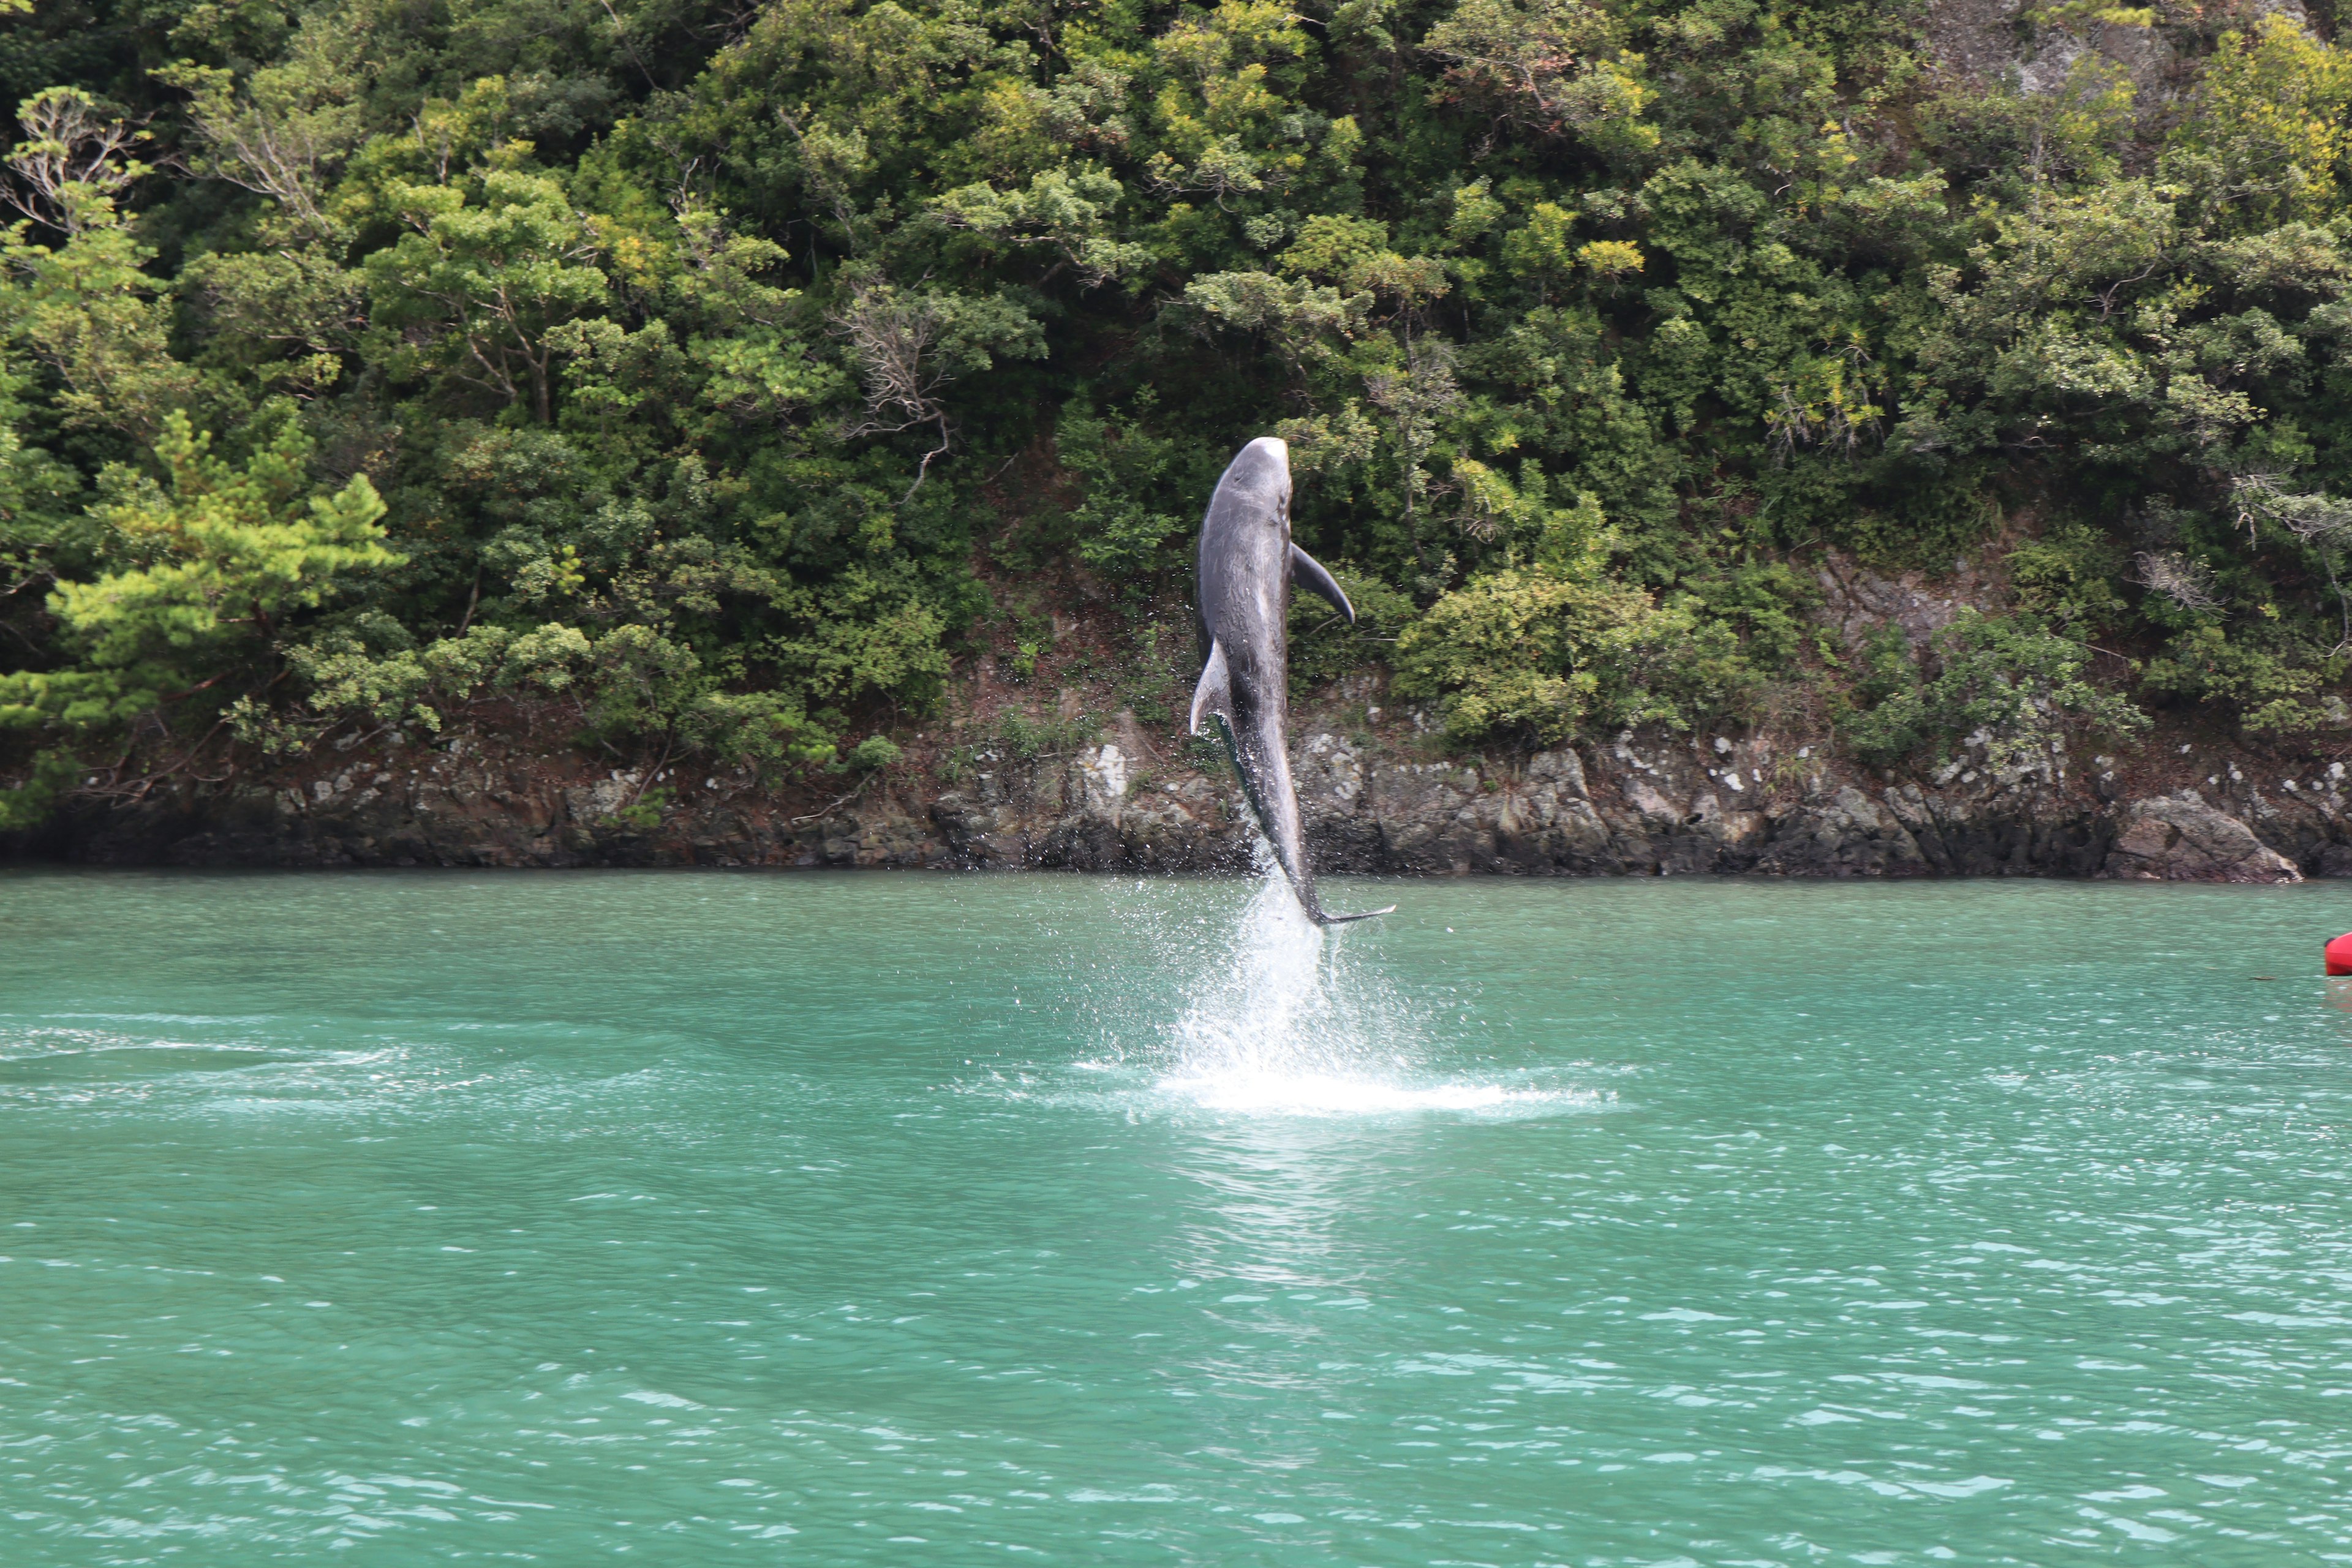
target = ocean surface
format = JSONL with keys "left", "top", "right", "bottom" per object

{"left": 4, "top": 867, "right": 2352, "bottom": 1565}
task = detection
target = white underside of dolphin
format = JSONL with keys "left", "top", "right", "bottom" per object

{"left": 1190, "top": 437, "right": 1395, "bottom": 927}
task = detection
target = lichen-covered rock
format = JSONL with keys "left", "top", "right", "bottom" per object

{"left": 1293, "top": 733, "right": 1386, "bottom": 871}
{"left": 20, "top": 717, "right": 2352, "bottom": 884}
{"left": 930, "top": 791, "right": 1028, "bottom": 867}
{"left": 1755, "top": 786, "right": 1930, "bottom": 877}
{"left": 1067, "top": 744, "right": 1129, "bottom": 819}
{"left": 2104, "top": 791, "right": 2304, "bottom": 884}
{"left": 1926, "top": 0, "right": 2180, "bottom": 102}
{"left": 1493, "top": 750, "right": 1622, "bottom": 873}
{"left": 2241, "top": 772, "right": 2352, "bottom": 876}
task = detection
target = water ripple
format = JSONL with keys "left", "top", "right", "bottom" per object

{"left": 4, "top": 869, "right": 2351, "bottom": 1563}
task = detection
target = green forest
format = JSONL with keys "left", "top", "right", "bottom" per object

{"left": 4, "top": 0, "right": 2352, "bottom": 823}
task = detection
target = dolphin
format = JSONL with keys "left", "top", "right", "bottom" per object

{"left": 1191, "top": 436, "right": 1394, "bottom": 926}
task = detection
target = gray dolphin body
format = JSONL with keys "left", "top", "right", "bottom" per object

{"left": 1191, "top": 437, "right": 1393, "bottom": 926}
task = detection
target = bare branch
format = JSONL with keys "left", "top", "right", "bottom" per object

{"left": 2132, "top": 550, "right": 2224, "bottom": 613}
{"left": 831, "top": 281, "right": 954, "bottom": 500}
{"left": 4, "top": 88, "right": 146, "bottom": 234}
{"left": 173, "top": 80, "right": 353, "bottom": 238}
{"left": 2231, "top": 471, "right": 2352, "bottom": 545}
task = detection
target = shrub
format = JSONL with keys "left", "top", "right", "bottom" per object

{"left": 1844, "top": 612, "right": 2148, "bottom": 770}
{"left": 1391, "top": 567, "right": 1719, "bottom": 744}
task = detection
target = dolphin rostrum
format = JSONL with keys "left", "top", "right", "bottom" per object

{"left": 1191, "top": 436, "right": 1394, "bottom": 926}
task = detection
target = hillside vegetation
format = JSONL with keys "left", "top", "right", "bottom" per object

{"left": 4, "top": 0, "right": 2351, "bottom": 822}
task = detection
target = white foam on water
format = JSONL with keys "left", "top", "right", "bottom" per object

{"left": 1157, "top": 1067, "right": 1585, "bottom": 1117}
{"left": 0, "top": 1020, "right": 548, "bottom": 1121}
{"left": 1117, "top": 852, "right": 1601, "bottom": 1120}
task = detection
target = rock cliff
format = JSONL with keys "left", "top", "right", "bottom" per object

{"left": 17, "top": 710, "right": 2346, "bottom": 884}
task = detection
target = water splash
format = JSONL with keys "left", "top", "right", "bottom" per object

{"left": 1130, "top": 851, "right": 1593, "bottom": 1119}
{"left": 1157, "top": 863, "right": 1393, "bottom": 1077}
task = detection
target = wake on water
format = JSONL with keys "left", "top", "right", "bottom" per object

{"left": 1082, "top": 848, "right": 1604, "bottom": 1120}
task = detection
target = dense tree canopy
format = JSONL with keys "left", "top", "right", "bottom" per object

{"left": 4, "top": 0, "right": 2351, "bottom": 823}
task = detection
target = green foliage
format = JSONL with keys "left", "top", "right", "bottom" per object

{"left": 1, "top": 409, "right": 393, "bottom": 735}
{"left": 0, "top": 747, "right": 79, "bottom": 831}
{"left": 1844, "top": 613, "right": 2149, "bottom": 770}
{"left": 1679, "top": 564, "right": 1820, "bottom": 674}
{"left": 986, "top": 708, "right": 1101, "bottom": 760}
{"left": 937, "top": 707, "right": 1099, "bottom": 782}
{"left": 9, "top": 1, "right": 2352, "bottom": 820}
{"left": 2005, "top": 523, "right": 2129, "bottom": 630}
{"left": 841, "top": 733, "right": 903, "bottom": 771}
{"left": 1055, "top": 393, "right": 1191, "bottom": 581}
{"left": 1390, "top": 562, "right": 1716, "bottom": 744}
{"left": 2141, "top": 622, "right": 2348, "bottom": 735}
{"left": 603, "top": 784, "right": 669, "bottom": 832}
{"left": 1289, "top": 568, "right": 1415, "bottom": 692}
{"left": 2168, "top": 16, "right": 2352, "bottom": 230}
{"left": 363, "top": 165, "right": 612, "bottom": 425}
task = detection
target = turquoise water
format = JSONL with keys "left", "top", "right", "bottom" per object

{"left": 5, "top": 870, "right": 2352, "bottom": 1565}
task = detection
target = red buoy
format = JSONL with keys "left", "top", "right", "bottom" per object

{"left": 2328, "top": 933, "right": 2352, "bottom": 976}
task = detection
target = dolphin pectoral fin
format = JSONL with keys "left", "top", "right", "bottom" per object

{"left": 1289, "top": 545, "right": 1355, "bottom": 624}
{"left": 1316, "top": 904, "right": 1396, "bottom": 925}
{"left": 1189, "top": 641, "right": 1235, "bottom": 736}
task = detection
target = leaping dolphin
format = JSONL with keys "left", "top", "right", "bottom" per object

{"left": 1191, "top": 436, "right": 1394, "bottom": 926}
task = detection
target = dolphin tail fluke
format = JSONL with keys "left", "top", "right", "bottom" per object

{"left": 1189, "top": 641, "right": 1235, "bottom": 736}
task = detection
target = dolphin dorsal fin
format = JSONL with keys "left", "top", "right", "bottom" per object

{"left": 1189, "top": 641, "right": 1235, "bottom": 736}
{"left": 1290, "top": 545, "right": 1354, "bottom": 624}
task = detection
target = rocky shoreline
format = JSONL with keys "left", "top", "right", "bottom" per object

{"left": 10, "top": 712, "right": 2343, "bottom": 885}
